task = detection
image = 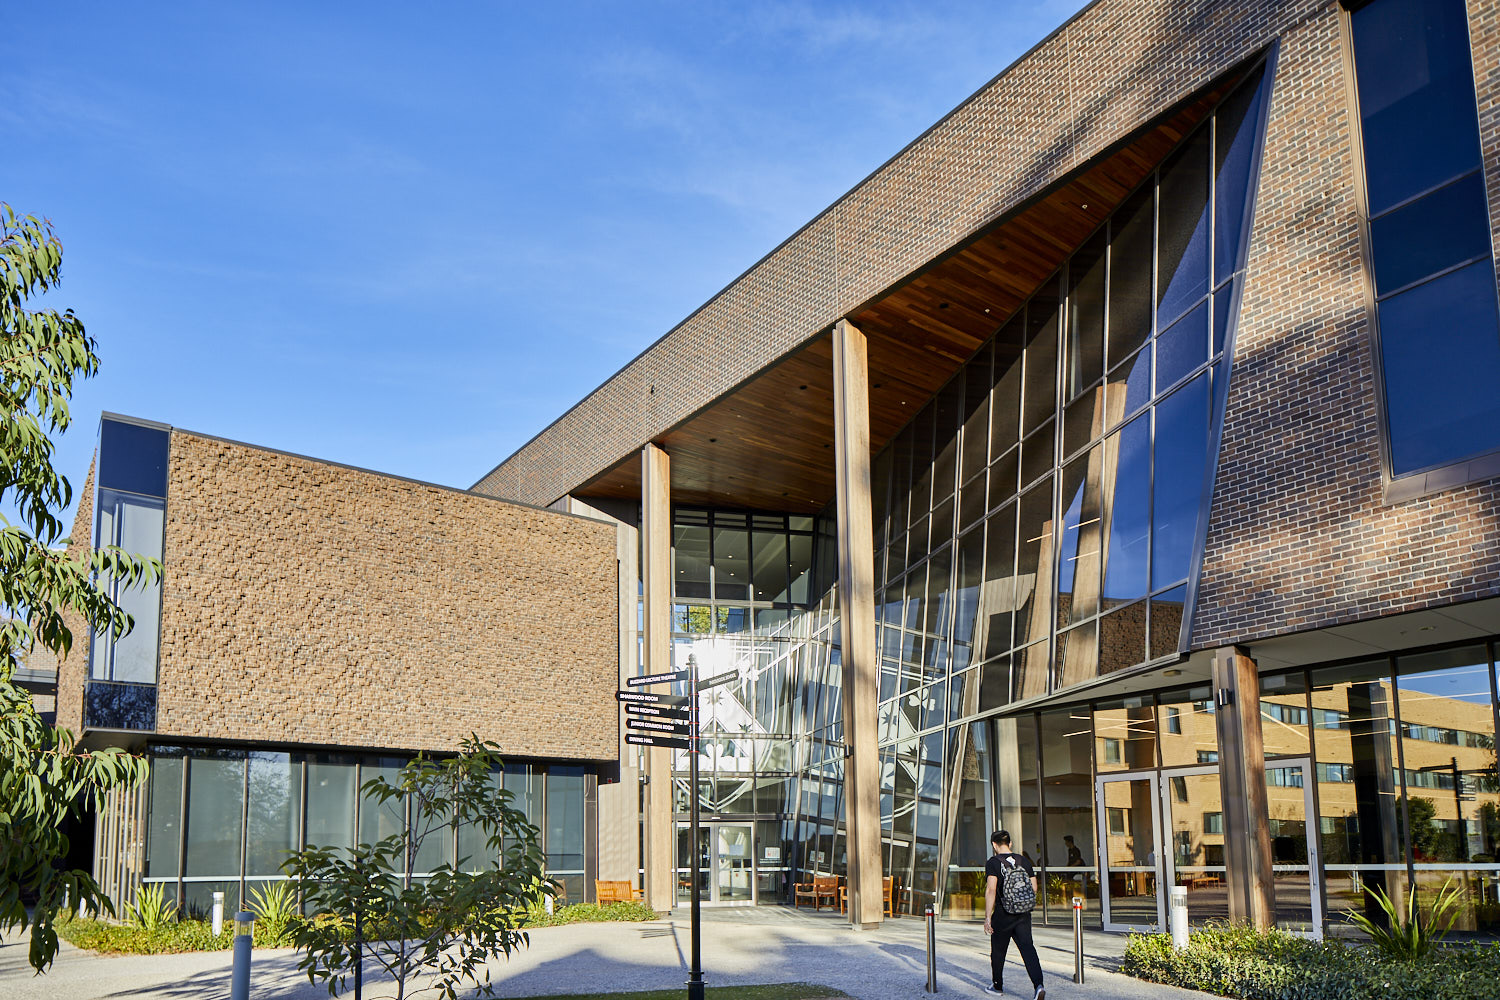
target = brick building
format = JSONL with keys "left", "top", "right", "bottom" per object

{"left": 53, "top": 0, "right": 1500, "bottom": 938}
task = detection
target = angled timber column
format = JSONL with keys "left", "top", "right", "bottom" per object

{"left": 1213, "top": 646, "right": 1275, "bottom": 930}
{"left": 641, "top": 442, "right": 675, "bottom": 913}
{"left": 832, "top": 319, "right": 882, "bottom": 930}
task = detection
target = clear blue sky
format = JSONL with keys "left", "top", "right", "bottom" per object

{"left": 8, "top": 1, "right": 1087, "bottom": 526}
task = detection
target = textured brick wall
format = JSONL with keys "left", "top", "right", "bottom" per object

{"left": 1192, "top": 3, "right": 1500, "bottom": 647}
{"left": 155, "top": 431, "right": 620, "bottom": 759}
{"left": 476, "top": 0, "right": 1329, "bottom": 508}
{"left": 52, "top": 454, "right": 96, "bottom": 736}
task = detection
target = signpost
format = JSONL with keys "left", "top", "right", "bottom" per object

{"left": 621, "top": 664, "right": 743, "bottom": 1000}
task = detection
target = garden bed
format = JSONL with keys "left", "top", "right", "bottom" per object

{"left": 1122, "top": 924, "right": 1500, "bottom": 1000}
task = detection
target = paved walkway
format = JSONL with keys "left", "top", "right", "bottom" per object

{"left": 0, "top": 907, "right": 1211, "bottom": 999}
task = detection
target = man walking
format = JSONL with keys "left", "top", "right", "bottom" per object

{"left": 984, "top": 829, "right": 1044, "bottom": 998}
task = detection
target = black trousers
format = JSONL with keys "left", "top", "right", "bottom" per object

{"left": 990, "top": 913, "right": 1043, "bottom": 989}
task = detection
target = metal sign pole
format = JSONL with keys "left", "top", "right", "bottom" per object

{"left": 687, "top": 673, "right": 705, "bottom": 1000}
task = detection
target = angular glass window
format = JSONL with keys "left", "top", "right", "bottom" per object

{"left": 1156, "top": 300, "right": 1209, "bottom": 394}
{"left": 980, "top": 501, "right": 1018, "bottom": 661}
{"left": 1102, "top": 416, "right": 1150, "bottom": 604}
{"left": 1379, "top": 261, "right": 1500, "bottom": 474}
{"left": 1156, "top": 128, "right": 1211, "bottom": 328}
{"left": 1067, "top": 232, "right": 1108, "bottom": 400}
{"left": 1107, "top": 190, "right": 1154, "bottom": 370}
{"left": 1056, "top": 446, "right": 1104, "bottom": 628}
{"left": 1013, "top": 480, "right": 1055, "bottom": 648}
{"left": 1022, "top": 298, "right": 1061, "bottom": 435}
{"left": 1151, "top": 374, "right": 1210, "bottom": 590}
{"left": 991, "top": 326, "right": 1025, "bottom": 456}
{"left": 961, "top": 343, "right": 993, "bottom": 482}
{"left": 1215, "top": 65, "right": 1271, "bottom": 285}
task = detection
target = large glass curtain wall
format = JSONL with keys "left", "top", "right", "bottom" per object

{"left": 865, "top": 64, "right": 1274, "bottom": 914}
{"left": 141, "top": 747, "right": 589, "bottom": 914}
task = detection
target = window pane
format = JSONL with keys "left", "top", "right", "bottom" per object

{"left": 99, "top": 418, "right": 169, "bottom": 498}
{"left": 989, "top": 447, "right": 1019, "bottom": 509}
{"left": 1352, "top": 0, "right": 1483, "bottom": 215}
{"left": 1260, "top": 671, "right": 1312, "bottom": 759}
{"left": 1371, "top": 172, "right": 1491, "bottom": 295}
{"left": 1156, "top": 300, "right": 1209, "bottom": 393}
{"left": 1103, "top": 416, "right": 1150, "bottom": 603}
{"left": 952, "top": 528, "right": 984, "bottom": 648}
{"left": 184, "top": 754, "right": 244, "bottom": 879}
{"left": 1150, "top": 585, "right": 1187, "bottom": 660}
{"left": 359, "top": 760, "right": 406, "bottom": 853}
{"left": 1152, "top": 374, "right": 1210, "bottom": 589}
{"left": 1041, "top": 706, "right": 1100, "bottom": 927}
{"left": 1095, "top": 698, "right": 1157, "bottom": 772}
{"left": 1158, "top": 685, "right": 1216, "bottom": 768}
{"left": 980, "top": 502, "right": 1017, "bottom": 661}
{"left": 1020, "top": 422, "right": 1054, "bottom": 489}
{"left": 305, "top": 755, "right": 357, "bottom": 850}
{"left": 1067, "top": 233, "right": 1108, "bottom": 400}
{"left": 1098, "top": 603, "right": 1145, "bottom": 675}
{"left": 146, "top": 754, "right": 183, "bottom": 879}
{"left": 1056, "top": 447, "right": 1103, "bottom": 627}
{"left": 1215, "top": 65, "right": 1271, "bottom": 285}
{"left": 1379, "top": 261, "right": 1500, "bottom": 474}
{"left": 245, "top": 752, "right": 300, "bottom": 877}
{"left": 1054, "top": 618, "right": 1096, "bottom": 690}
{"left": 788, "top": 533, "right": 813, "bottom": 604}
{"left": 545, "top": 768, "right": 586, "bottom": 877}
{"left": 674, "top": 525, "right": 711, "bottom": 600}
{"left": 92, "top": 490, "right": 164, "bottom": 684}
{"left": 1014, "top": 480, "right": 1055, "bottom": 648}
{"left": 961, "top": 344, "right": 993, "bottom": 482}
{"left": 1022, "top": 300, "right": 1060, "bottom": 435}
{"left": 933, "top": 381, "right": 962, "bottom": 502}
{"left": 1157, "top": 128, "right": 1211, "bottom": 328}
{"left": 1108, "top": 190, "right": 1154, "bottom": 369}
{"left": 752, "top": 531, "right": 789, "bottom": 603}
{"left": 992, "top": 330, "right": 1024, "bottom": 455}
{"left": 713, "top": 527, "right": 750, "bottom": 600}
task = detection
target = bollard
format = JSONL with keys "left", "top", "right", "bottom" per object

{"left": 1169, "top": 885, "right": 1189, "bottom": 950}
{"left": 1072, "top": 896, "right": 1085, "bottom": 984}
{"left": 212, "top": 891, "right": 225, "bottom": 937}
{"left": 230, "top": 911, "right": 254, "bottom": 1000}
{"left": 925, "top": 905, "right": 937, "bottom": 993}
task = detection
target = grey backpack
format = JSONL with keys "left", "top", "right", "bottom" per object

{"left": 1000, "top": 856, "right": 1036, "bottom": 914}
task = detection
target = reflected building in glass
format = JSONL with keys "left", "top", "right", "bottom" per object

{"left": 48, "top": 0, "right": 1500, "bottom": 942}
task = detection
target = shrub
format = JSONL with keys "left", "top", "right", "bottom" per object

{"left": 126, "top": 883, "right": 177, "bottom": 933}
{"left": 522, "top": 901, "right": 657, "bottom": 927}
{"left": 247, "top": 881, "right": 299, "bottom": 947}
{"left": 1344, "top": 877, "right": 1463, "bottom": 960}
{"left": 1122, "top": 923, "right": 1500, "bottom": 1000}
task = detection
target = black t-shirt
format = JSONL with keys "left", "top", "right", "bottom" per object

{"left": 985, "top": 851, "right": 1035, "bottom": 922}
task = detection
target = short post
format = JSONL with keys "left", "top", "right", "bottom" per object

{"left": 212, "top": 891, "right": 225, "bottom": 937}
{"left": 924, "top": 905, "right": 937, "bottom": 993}
{"left": 1169, "top": 885, "right": 1189, "bottom": 950}
{"left": 1072, "top": 896, "right": 1085, "bottom": 984}
{"left": 230, "top": 910, "right": 254, "bottom": 1000}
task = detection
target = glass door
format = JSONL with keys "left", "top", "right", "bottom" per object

{"left": 715, "top": 824, "right": 755, "bottom": 903}
{"left": 1160, "top": 765, "right": 1229, "bottom": 925}
{"left": 1265, "top": 758, "right": 1321, "bottom": 938}
{"left": 1096, "top": 773, "right": 1163, "bottom": 931}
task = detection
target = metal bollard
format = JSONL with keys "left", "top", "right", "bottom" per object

{"left": 1170, "top": 885, "right": 1189, "bottom": 950}
{"left": 1072, "top": 896, "right": 1085, "bottom": 984}
{"left": 212, "top": 891, "right": 225, "bottom": 937}
{"left": 925, "top": 905, "right": 937, "bottom": 993}
{"left": 230, "top": 911, "right": 254, "bottom": 1000}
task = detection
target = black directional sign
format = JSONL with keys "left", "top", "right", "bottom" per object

{"left": 626, "top": 732, "right": 691, "bottom": 751}
{"left": 625, "top": 702, "right": 692, "bottom": 723}
{"left": 697, "top": 669, "right": 738, "bottom": 691}
{"left": 616, "top": 690, "right": 689, "bottom": 708}
{"left": 626, "top": 668, "right": 693, "bottom": 688}
{"left": 627, "top": 717, "right": 694, "bottom": 736}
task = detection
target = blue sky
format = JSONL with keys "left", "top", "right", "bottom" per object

{"left": 8, "top": 1, "right": 1087, "bottom": 526}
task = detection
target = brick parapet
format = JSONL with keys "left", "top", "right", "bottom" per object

{"left": 154, "top": 431, "right": 620, "bottom": 759}
{"left": 476, "top": 0, "right": 1329, "bottom": 508}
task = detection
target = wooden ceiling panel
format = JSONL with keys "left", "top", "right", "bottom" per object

{"left": 575, "top": 82, "right": 1233, "bottom": 514}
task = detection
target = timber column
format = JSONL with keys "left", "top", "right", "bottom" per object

{"left": 1212, "top": 645, "right": 1275, "bottom": 929}
{"left": 642, "top": 443, "right": 675, "bottom": 913}
{"left": 832, "top": 318, "right": 883, "bottom": 929}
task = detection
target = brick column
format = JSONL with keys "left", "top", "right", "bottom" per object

{"left": 641, "top": 443, "right": 675, "bottom": 913}
{"left": 833, "top": 319, "right": 883, "bottom": 929}
{"left": 1213, "top": 645, "right": 1276, "bottom": 929}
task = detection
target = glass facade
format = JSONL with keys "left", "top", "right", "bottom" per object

{"left": 87, "top": 416, "right": 170, "bottom": 730}
{"left": 142, "top": 746, "right": 593, "bottom": 914}
{"left": 1348, "top": 0, "right": 1500, "bottom": 478}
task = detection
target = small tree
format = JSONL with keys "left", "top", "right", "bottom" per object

{"left": 284, "top": 735, "right": 551, "bottom": 1000}
{"left": 0, "top": 204, "right": 160, "bottom": 973}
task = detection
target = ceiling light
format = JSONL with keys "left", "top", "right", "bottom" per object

{"left": 1163, "top": 668, "right": 1182, "bottom": 677}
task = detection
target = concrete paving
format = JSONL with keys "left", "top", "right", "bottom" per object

{"left": 0, "top": 907, "right": 1212, "bottom": 999}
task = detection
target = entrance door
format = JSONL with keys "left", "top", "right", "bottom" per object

{"left": 1096, "top": 773, "right": 1163, "bottom": 931}
{"left": 1264, "top": 758, "right": 1321, "bottom": 937}
{"left": 715, "top": 824, "right": 754, "bottom": 903}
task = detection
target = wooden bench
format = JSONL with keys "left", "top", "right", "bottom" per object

{"left": 595, "top": 879, "right": 644, "bottom": 904}
{"left": 793, "top": 875, "right": 840, "bottom": 911}
{"left": 839, "top": 876, "right": 897, "bottom": 917}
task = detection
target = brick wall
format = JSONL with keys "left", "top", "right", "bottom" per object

{"left": 476, "top": 0, "right": 1329, "bottom": 508}
{"left": 1192, "top": 3, "right": 1500, "bottom": 647}
{"left": 154, "top": 431, "right": 620, "bottom": 759}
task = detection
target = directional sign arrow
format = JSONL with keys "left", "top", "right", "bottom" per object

{"left": 627, "top": 717, "right": 694, "bottom": 736}
{"left": 625, "top": 733, "right": 691, "bottom": 751}
{"left": 626, "top": 668, "right": 693, "bottom": 688}
{"left": 697, "top": 669, "right": 739, "bottom": 691}
{"left": 625, "top": 703, "right": 692, "bottom": 723}
{"left": 616, "top": 691, "right": 689, "bottom": 708}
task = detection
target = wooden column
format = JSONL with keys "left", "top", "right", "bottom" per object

{"left": 641, "top": 443, "right": 675, "bottom": 913}
{"left": 1213, "top": 645, "right": 1276, "bottom": 929}
{"left": 833, "top": 319, "right": 883, "bottom": 929}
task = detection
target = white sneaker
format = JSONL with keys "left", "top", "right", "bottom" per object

{"left": 1033, "top": 987, "right": 1045, "bottom": 1000}
{"left": 986, "top": 985, "right": 1004, "bottom": 994}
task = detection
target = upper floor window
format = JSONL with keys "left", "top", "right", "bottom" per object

{"left": 1347, "top": 0, "right": 1500, "bottom": 480}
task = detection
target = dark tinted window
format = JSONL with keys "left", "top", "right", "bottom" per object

{"left": 1152, "top": 373, "right": 1210, "bottom": 589}
{"left": 1156, "top": 128, "right": 1211, "bottom": 327}
{"left": 1103, "top": 416, "right": 1150, "bottom": 602}
{"left": 1370, "top": 172, "right": 1491, "bottom": 294}
{"left": 1352, "top": 0, "right": 1482, "bottom": 215}
{"left": 1380, "top": 261, "right": 1500, "bottom": 473}
{"left": 1214, "top": 64, "right": 1269, "bottom": 285}
{"left": 1108, "top": 190, "right": 1154, "bottom": 368}
{"left": 98, "top": 419, "right": 169, "bottom": 498}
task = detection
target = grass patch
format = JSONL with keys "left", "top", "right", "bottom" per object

{"left": 1122, "top": 923, "right": 1500, "bottom": 1000}
{"left": 532, "top": 985, "right": 848, "bottom": 1000}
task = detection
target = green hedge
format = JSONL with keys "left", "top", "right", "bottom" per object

{"left": 522, "top": 901, "right": 658, "bottom": 927}
{"left": 1122, "top": 924, "right": 1500, "bottom": 1000}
